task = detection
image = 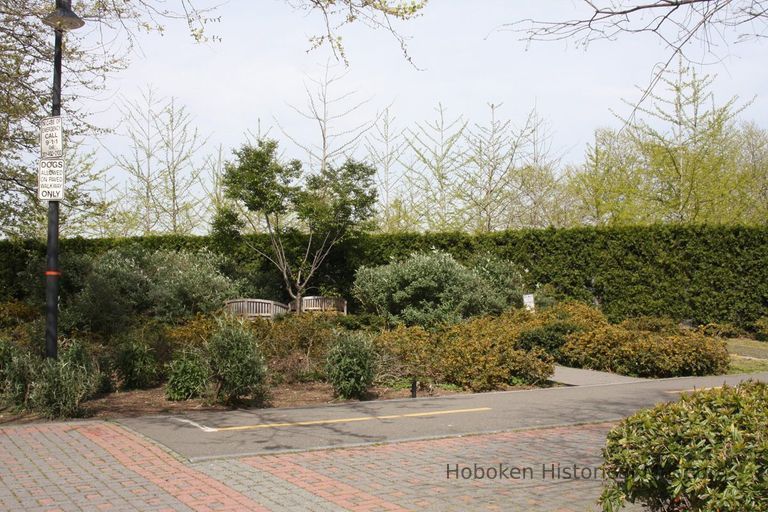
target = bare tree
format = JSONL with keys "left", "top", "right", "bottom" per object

{"left": 513, "top": 1, "right": 768, "bottom": 108}
{"left": 110, "top": 87, "right": 206, "bottom": 235}
{"left": 459, "top": 104, "right": 535, "bottom": 232}
{"left": 402, "top": 104, "right": 468, "bottom": 231}
{"left": 277, "top": 63, "right": 380, "bottom": 174}
{"left": 365, "top": 107, "right": 407, "bottom": 232}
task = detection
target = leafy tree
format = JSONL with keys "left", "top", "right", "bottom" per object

{"left": 219, "top": 138, "right": 377, "bottom": 309}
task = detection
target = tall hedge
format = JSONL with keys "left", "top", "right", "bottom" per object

{"left": 1, "top": 225, "right": 766, "bottom": 326}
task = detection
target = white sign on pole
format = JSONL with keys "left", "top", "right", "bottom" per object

{"left": 38, "top": 159, "right": 65, "bottom": 201}
{"left": 40, "top": 117, "right": 63, "bottom": 159}
{"left": 523, "top": 294, "right": 536, "bottom": 311}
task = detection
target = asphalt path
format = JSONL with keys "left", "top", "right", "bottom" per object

{"left": 118, "top": 372, "right": 767, "bottom": 462}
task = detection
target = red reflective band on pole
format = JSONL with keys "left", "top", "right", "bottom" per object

{"left": 45, "top": 270, "right": 61, "bottom": 276}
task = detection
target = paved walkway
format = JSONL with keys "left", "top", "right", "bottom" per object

{"left": 550, "top": 365, "right": 646, "bottom": 386}
{"left": 0, "top": 420, "right": 639, "bottom": 512}
{"left": 2, "top": 372, "right": 765, "bottom": 511}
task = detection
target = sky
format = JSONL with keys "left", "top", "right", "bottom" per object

{"left": 82, "top": 0, "right": 768, "bottom": 170}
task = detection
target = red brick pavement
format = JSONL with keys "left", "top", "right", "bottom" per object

{"left": 79, "top": 423, "right": 268, "bottom": 512}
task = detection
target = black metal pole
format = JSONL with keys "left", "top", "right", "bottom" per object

{"left": 45, "top": 26, "right": 63, "bottom": 359}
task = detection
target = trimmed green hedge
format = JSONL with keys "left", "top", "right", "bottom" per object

{"left": 2, "top": 225, "right": 767, "bottom": 326}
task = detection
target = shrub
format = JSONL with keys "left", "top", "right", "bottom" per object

{"left": 249, "top": 313, "right": 337, "bottom": 383}
{"left": 68, "top": 245, "right": 152, "bottom": 335}
{"left": 515, "top": 322, "right": 580, "bottom": 359}
{"left": 619, "top": 316, "right": 681, "bottom": 334}
{"left": 695, "top": 322, "right": 746, "bottom": 339}
{"left": 66, "top": 246, "right": 237, "bottom": 335}
{"left": 468, "top": 253, "right": 525, "bottom": 308}
{"left": 114, "top": 340, "right": 158, "bottom": 390}
{"left": 0, "top": 337, "right": 15, "bottom": 385}
{"left": 325, "top": 332, "right": 376, "bottom": 399}
{"left": 562, "top": 327, "right": 729, "bottom": 378}
{"left": 0, "top": 301, "right": 39, "bottom": 329}
{"left": 601, "top": 382, "right": 768, "bottom": 512}
{"left": 753, "top": 317, "right": 768, "bottom": 341}
{"left": 561, "top": 325, "right": 645, "bottom": 373}
{"left": 208, "top": 318, "right": 267, "bottom": 405}
{"left": 166, "top": 314, "right": 217, "bottom": 351}
{"left": 2, "top": 348, "right": 38, "bottom": 408}
{"left": 438, "top": 316, "right": 553, "bottom": 391}
{"left": 374, "top": 325, "right": 436, "bottom": 387}
{"left": 537, "top": 301, "right": 608, "bottom": 332}
{"left": 28, "top": 357, "right": 97, "bottom": 419}
{"left": 146, "top": 249, "right": 238, "bottom": 323}
{"left": 353, "top": 252, "right": 509, "bottom": 328}
{"left": 505, "top": 348, "right": 555, "bottom": 386}
{"left": 166, "top": 350, "right": 210, "bottom": 401}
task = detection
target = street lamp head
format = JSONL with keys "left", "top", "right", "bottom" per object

{"left": 43, "top": 1, "right": 85, "bottom": 32}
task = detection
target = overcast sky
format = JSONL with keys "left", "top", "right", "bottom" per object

{"left": 85, "top": 0, "right": 768, "bottom": 169}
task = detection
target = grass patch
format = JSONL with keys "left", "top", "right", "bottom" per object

{"left": 729, "top": 354, "right": 768, "bottom": 374}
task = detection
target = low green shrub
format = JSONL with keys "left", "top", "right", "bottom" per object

{"left": 114, "top": 341, "right": 158, "bottom": 390}
{"left": 325, "top": 332, "right": 376, "bottom": 399}
{"left": 537, "top": 301, "right": 608, "bottom": 332}
{"left": 0, "top": 337, "right": 14, "bottom": 384}
{"left": 28, "top": 356, "right": 97, "bottom": 419}
{"left": 504, "top": 348, "right": 555, "bottom": 387}
{"left": 166, "top": 350, "right": 209, "bottom": 401}
{"left": 562, "top": 327, "right": 729, "bottom": 378}
{"left": 374, "top": 324, "right": 436, "bottom": 387}
{"left": 208, "top": 318, "right": 267, "bottom": 405}
{"left": 2, "top": 345, "right": 38, "bottom": 408}
{"left": 438, "top": 316, "right": 554, "bottom": 391}
{"left": 601, "top": 381, "right": 768, "bottom": 512}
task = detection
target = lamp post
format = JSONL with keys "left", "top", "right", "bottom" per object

{"left": 41, "top": 0, "right": 84, "bottom": 359}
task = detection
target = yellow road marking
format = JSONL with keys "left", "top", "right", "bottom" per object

{"left": 208, "top": 407, "right": 492, "bottom": 432}
{"left": 666, "top": 386, "right": 721, "bottom": 394}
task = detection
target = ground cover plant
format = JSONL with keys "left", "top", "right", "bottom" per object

{"left": 601, "top": 381, "right": 768, "bottom": 512}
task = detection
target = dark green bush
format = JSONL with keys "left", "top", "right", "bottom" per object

{"left": 68, "top": 245, "right": 152, "bottom": 336}
{"left": 2, "top": 225, "right": 768, "bottom": 328}
{"left": 325, "top": 332, "right": 376, "bottom": 399}
{"left": 352, "top": 252, "right": 509, "bottom": 328}
{"left": 65, "top": 245, "right": 237, "bottom": 334}
{"left": 114, "top": 340, "right": 158, "bottom": 390}
{"left": 166, "top": 350, "right": 210, "bottom": 401}
{"left": 516, "top": 322, "right": 580, "bottom": 359}
{"left": 601, "top": 381, "right": 768, "bottom": 512}
{"left": 619, "top": 316, "right": 681, "bottom": 334}
{"left": 208, "top": 318, "right": 267, "bottom": 405}
{"left": 145, "top": 249, "right": 238, "bottom": 323}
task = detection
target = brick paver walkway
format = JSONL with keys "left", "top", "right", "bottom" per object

{"left": 0, "top": 420, "right": 640, "bottom": 512}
